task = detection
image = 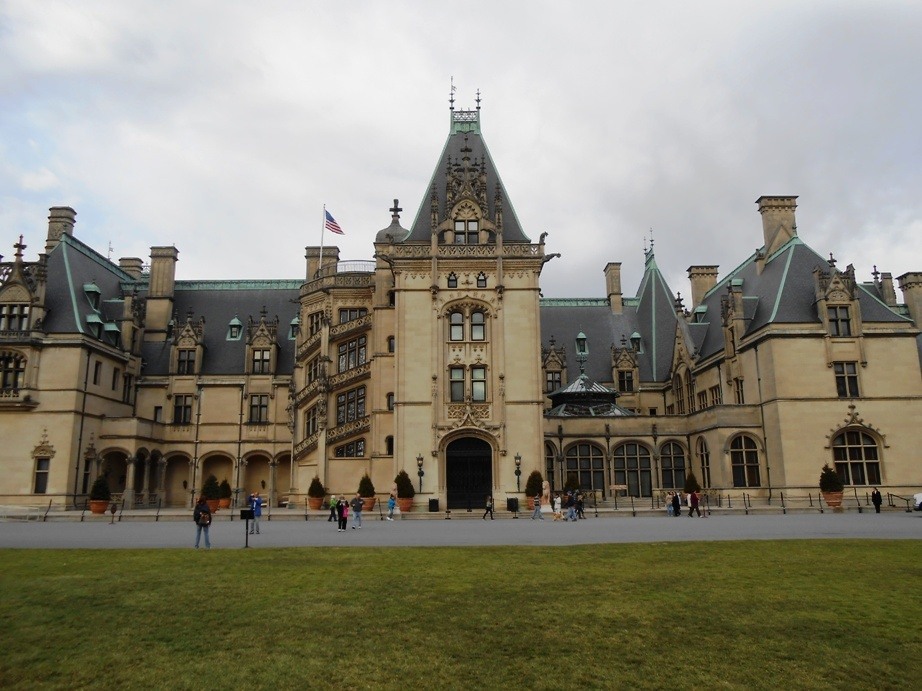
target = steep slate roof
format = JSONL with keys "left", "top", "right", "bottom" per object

{"left": 139, "top": 281, "right": 301, "bottom": 376}
{"left": 405, "top": 110, "right": 530, "bottom": 243}
{"left": 42, "top": 234, "right": 133, "bottom": 335}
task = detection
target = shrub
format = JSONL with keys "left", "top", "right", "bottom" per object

{"left": 89, "top": 475, "right": 111, "bottom": 502}
{"left": 201, "top": 474, "right": 221, "bottom": 500}
{"left": 307, "top": 476, "right": 326, "bottom": 498}
{"left": 524, "top": 470, "right": 544, "bottom": 497}
{"left": 819, "top": 464, "right": 844, "bottom": 493}
{"left": 358, "top": 474, "right": 376, "bottom": 497}
{"left": 394, "top": 469, "right": 415, "bottom": 498}
{"left": 218, "top": 479, "right": 232, "bottom": 499}
{"left": 563, "top": 476, "right": 580, "bottom": 493}
{"left": 683, "top": 471, "right": 702, "bottom": 494}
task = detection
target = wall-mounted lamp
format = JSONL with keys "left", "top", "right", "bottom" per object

{"left": 416, "top": 454, "right": 424, "bottom": 492}
{"left": 514, "top": 453, "right": 522, "bottom": 492}
{"left": 261, "top": 479, "right": 266, "bottom": 489}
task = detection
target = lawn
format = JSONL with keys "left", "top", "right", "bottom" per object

{"left": 0, "top": 540, "right": 919, "bottom": 690}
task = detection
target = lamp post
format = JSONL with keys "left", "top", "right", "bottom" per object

{"left": 416, "top": 454, "right": 424, "bottom": 493}
{"left": 514, "top": 453, "right": 522, "bottom": 491}
{"left": 575, "top": 331, "right": 589, "bottom": 375}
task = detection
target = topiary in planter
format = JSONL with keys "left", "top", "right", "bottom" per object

{"left": 394, "top": 469, "right": 415, "bottom": 498}
{"left": 89, "top": 475, "right": 111, "bottom": 502}
{"left": 307, "top": 476, "right": 326, "bottom": 498}
{"left": 218, "top": 479, "right": 232, "bottom": 499}
{"left": 358, "top": 473, "right": 376, "bottom": 497}
{"left": 524, "top": 470, "right": 543, "bottom": 498}
{"left": 201, "top": 474, "right": 221, "bottom": 500}
{"left": 563, "top": 476, "right": 580, "bottom": 493}
{"left": 819, "top": 464, "right": 844, "bottom": 492}
{"left": 683, "top": 471, "right": 702, "bottom": 494}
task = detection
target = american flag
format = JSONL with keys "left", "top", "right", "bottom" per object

{"left": 324, "top": 210, "right": 344, "bottom": 235}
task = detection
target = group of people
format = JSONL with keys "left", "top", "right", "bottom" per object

{"left": 193, "top": 490, "right": 263, "bottom": 548}
{"left": 528, "top": 490, "right": 586, "bottom": 521}
{"left": 326, "top": 493, "right": 400, "bottom": 530}
{"left": 666, "top": 490, "right": 703, "bottom": 517}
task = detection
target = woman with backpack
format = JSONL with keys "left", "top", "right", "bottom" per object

{"left": 193, "top": 496, "right": 212, "bottom": 549}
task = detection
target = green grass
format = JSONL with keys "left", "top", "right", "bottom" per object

{"left": 1, "top": 541, "right": 919, "bottom": 690}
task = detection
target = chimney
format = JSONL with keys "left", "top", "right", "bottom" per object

{"left": 144, "top": 246, "right": 179, "bottom": 338}
{"left": 45, "top": 206, "right": 76, "bottom": 253}
{"left": 897, "top": 272, "right": 922, "bottom": 328}
{"left": 879, "top": 272, "right": 897, "bottom": 307}
{"left": 119, "top": 257, "right": 144, "bottom": 280}
{"left": 756, "top": 196, "right": 798, "bottom": 257}
{"left": 687, "top": 265, "right": 719, "bottom": 306}
{"left": 603, "top": 262, "right": 623, "bottom": 314}
{"left": 305, "top": 246, "right": 340, "bottom": 282}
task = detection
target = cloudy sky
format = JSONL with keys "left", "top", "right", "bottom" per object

{"left": 2, "top": 1, "right": 920, "bottom": 300}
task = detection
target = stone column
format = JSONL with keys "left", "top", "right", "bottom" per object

{"left": 123, "top": 454, "right": 137, "bottom": 508}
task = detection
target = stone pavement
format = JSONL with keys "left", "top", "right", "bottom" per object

{"left": 0, "top": 511, "right": 918, "bottom": 549}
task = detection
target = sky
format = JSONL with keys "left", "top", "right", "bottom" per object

{"left": 2, "top": 0, "right": 921, "bottom": 301}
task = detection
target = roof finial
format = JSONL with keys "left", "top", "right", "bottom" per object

{"left": 13, "top": 235, "right": 26, "bottom": 260}
{"left": 476, "top": 88, "right": 481, "bottom": 111}
{"left": 828, "top": 252, "right": 837, "bottom": 268}
{"left": 449, "top": 76, "right": 456, "bottom": 110}
{"left": 389, "top": 199, "right": 402, "bottom": 222}
{"left": 871, "top": 264, "right": 880, "bottom": 282}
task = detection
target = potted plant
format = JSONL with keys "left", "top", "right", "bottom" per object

{"left": 525, "top": 470, "right": 543, "bottom": 510}
{"left": 394, "top": 469, "right": 415, "bottom": 513}
{"left": 683, "top": 471, "right": 702, "bottom": 495}
{"left": 358, "top": 473, "right": 377, "bottom": 511}
{"left": 819, "top": 463, "right": 844, "bottom": 508}
{"left": 88, "top": 475, "right": 111, "bottom": 514}
{"left": 218, "top": 479, "right": 232, "bottom": 509}
{"left": 307, "top": 476, "right": 326, "bottom": 510}
{"left": 201, "top": 474, "right": 221, "bottom": 513}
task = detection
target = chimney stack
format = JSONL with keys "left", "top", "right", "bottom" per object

{"left": 305, "top": 246, "right": 340, "bottom": 282}
{"left": 603, "top": 262, "right": 623, "bottom": 314}
{"left": 687, "top": 265, "right": 719, "bottom": 306}
{"left": 119, "top": 257, "right": 144, "bottom": 280}
{"left": 45, "top": 207, "right": 76, "bottom": 253}
{"left": 897, "top": 272, "right": 922, "bottom": 328}
{"left": 144, "top": 246, "right": 179, "bottom": 338}
{"left": 756, "top": 196, "right": 798, "bottom": 257}
{"left": 879, "top": 272, "right": 897, "bottom": 307}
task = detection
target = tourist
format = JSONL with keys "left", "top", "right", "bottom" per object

{"left": 688, "top": 490, "right": 701, "bottom": 517}
{"left": 387, "top": 493, "right": 396, "bottom": 520}
{"left": 671, "top": 491, "right": 681, "bottom": 518}
{"left": 482, "top": 494, "right": 494, "bottom": 520}
{"left": 531, "top": 492, "right": 544, "bottom": 520}
{"left": 666, "top": 491, "right": 675, "bottom": 516}
{"left": 350, "top": 493, "right": 364, "bottom": 529}
{"left": 248, "top": 491, "right": 262, "bottom": 535}
{"left": 565, "top": 492, "right": 577, "bottom": 521}
{"left": 871, "top": 487, "right": 883, "bottom": 513}
{"left": 576, "top": 491, "right": 586, "bottom": 519}
{"left": 336, "top": 496, "right": 348, "bottom": 532}
{"left": 552, "top": 493, "right": 562, "bottom": 520}
{"left": 193, "top": 496, "right": 211, "bottom": 549}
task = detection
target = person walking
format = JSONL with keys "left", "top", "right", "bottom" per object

{"left": 248, "top": 491, "right": 262, "bottom": 535}
{"left": 193, "top": 496, "right": 212, "bottom": 549}
{"left": 386, "top": 493, "right": 396, "bottom": 520}
{"left": 575, "top": 491, "right": 586, "bottom": 519}
{"left": 552, "top": 493, "right": 562, "bottom": 520}
{"left": 671, "top": 491, "right": 681, "bottom": 518}
{"left": 688, "top": 490, "right": 701, "bottom": 517}
{"left": 328, "top": 495, "right": 338, "bottom": 523}
{"left": 871, "top": 487, "right": 883, "bottom": 513}
{"left": 666, "top": 491, "right": 675, "bottom": 516}
{"left": 482, "top": 495, "right": 494, "bottom": 520}
{"left": 336, "top": 496, "right": 348, "bottom": 532}
{"left": 565, "top": 492, "right": 577, "bottom": 521}
{"left": 531, "top": 492, "right": 544, "bottom": 520}
{"left": 350, "top": 493, "right": 364, "bottom": 529}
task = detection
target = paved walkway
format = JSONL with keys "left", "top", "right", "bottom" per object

{"left": 0, "top": 511, "right": 918, "bottom": 549}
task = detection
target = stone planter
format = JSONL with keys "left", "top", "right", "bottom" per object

{"left": 361, "top": 497, "right": 376, "bottom": 512}
{"left": 206, "top": 499, "right": 220, "bottom": 513}
{"left": 822, "top": 491, "right": 844, "bottom": 508}
{"left": 396, "top": 497, "right": 414, "bottom": 513}
{"left": 89, "top": 500, "right": 109, "bottom": 514}
{"left": 218, "top": 498, "right": 231, "bottom": 509}
{"left": 308, "top": 496, "right": 324, "bottom": 510}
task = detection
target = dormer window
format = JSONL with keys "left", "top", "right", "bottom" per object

{"left": 176, "top": 348, "right": 196, "bottom": 375}
{"left": 0, "top": 304, "right": 30, "bottom": 331}
{"left": 447, "top": 273, "right": 458, "bottom": 288}
{"left": 227, "top": 316, "right": 243, "bottom": 341}
{"left": 453, "top": 220, "right": 479, "bottom": 244}
{"left": 83, "top": 283, "right": 101, "bottom": 310}
{"left": 289, "top": 316, "right": 300, "bottom": 340}
{"left": 827, "top": 305, "right": 851, "bottom": 337}
{"left": 85, "top": 313, "right": 103, "bottom": 339}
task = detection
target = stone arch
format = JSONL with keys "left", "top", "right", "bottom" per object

{"left": 442, "top": 432, "right": 496, "bottom": 510}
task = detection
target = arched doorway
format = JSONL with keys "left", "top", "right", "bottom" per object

{"left": 445, "top": 437, "right": 492, "bottom": 510}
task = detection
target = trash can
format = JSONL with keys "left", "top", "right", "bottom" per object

{"left": 428, "top": 498, "right": 439, "bottom": 512}
{"left": 506, "top": 497, "right": 519, "bottom": 512}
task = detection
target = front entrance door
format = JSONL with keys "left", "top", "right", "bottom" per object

{"left": 446, "top": 438, "right": 493, "bottom": 510}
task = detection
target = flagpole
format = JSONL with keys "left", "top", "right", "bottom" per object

{"left": 318, "top": 204, "right": 326, "bottom": 279}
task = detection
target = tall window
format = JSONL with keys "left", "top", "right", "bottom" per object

{"left": 339, "top": 308, "right": 367, "bottom": 324}
{"left": 92, "top": 361, "right": 102, "bottom": 385}
{"left": 686, "top": 375, "right": 696, "bottom": 413}
{"left": 307, "top": 356, "right": 322, "bottom": 384}
{"left": 618, "top": 370, "right": 634, "bottom": 393}
{"left": 613, "top": 443, "right": 652, "bottom": 497}
{"left": 33, "top": 457, "right": 50, "bottom": 494}
{"left": 696, "top": 438, "right": 711, "bottom": 488}
{"left": 173, "top": 394, "right": 193, "bottom": 424}
{"left": 832, "top": 430, "right": 880, "bottom": 485}
{"left": 545, "top": 444, "right": 557, "bottom": 490}
{"left": 0, "top": 304, "right": 30, "bottom": 331}
{"left": 251, "top": 348, "right": 271, "bottom": 374}
{"left": 449, "top": 312, "right": 464, "bottom": 341}
{"left": 249, "top": 394, "right": 269, "bottom": 423}
{"left": 734, "top": 378, "right": 745, "bottom": 404}
{"left": 673, "top": 375, "right": 685, "bottom": 414}
{"left": 730, "top": 435, "right": 760, "bottom": 487}
{"left": 338, "top": 336, "right": 367, "bottom": 373}
{"left": 177, "top": 349, "right": 196, "bottom": 375}
{"left": 387, "top": 336, "right": 395, "bottom": 353}
{"left": 470, "top": 311, "right": 485, "bottom": 341}
{"left": 0, "top": 352, "right": 26, "bottom": 390}
{"left": 385, "top": 436, "right": 394, "bottom": 455}
{"left": 471, "top": 367, "right": 487, "bottom": 402}
{"left": 564, "top": 443, "right": 605, "bottom": 492}
{"left": 709, "top": 385, "right": 723, "bottom": 406}
{"left": 453, "top": 219, "right": 479, "bottom": 244}
{"left": 833, "top": 362, "right": 860, "bottom": 398}
{"left": 122, "top": 374, "right": 134, "bottom": 404}
{"left": 111, "top": 367, "right": 120, "bottom": 391}
{"left": 308, "top": 311, "right": 324, "bottom": 335}
{"left": 336, "top": 386, "right": 366, "bottom": 425}
{"left": 827, "top": 305, "right": 852, "bottom": 336}
{"left": 449, "top": 367, "right": 465, "bottom": 402}
{"left": 660, "top": 442, "right": 686, "bottom": 489}
{"left": 304, "top": 406, "right": 318, "bottom": 437}
{"left": 546, "top": 370, "right": 561, "bottom": 393}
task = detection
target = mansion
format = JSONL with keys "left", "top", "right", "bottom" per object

{"left": 1, "top": 104, "right": 921, "bottom": 510}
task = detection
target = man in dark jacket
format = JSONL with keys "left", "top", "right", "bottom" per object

{"left": 193, "top": 496, "right": 212, "bottom": 549}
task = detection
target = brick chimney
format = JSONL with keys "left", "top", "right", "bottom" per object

{"left": 687, "top": 265, "right": 719, "bottom": 306}
{"left": 897, "top": 272, "right": 922, "bottom": 328}
{"left": 45, "top": 207, "right": 76, "bottom": 253}
{"left": 756, "top": 196, "right": 798, "bottom": 257}
{"left": 603, "top": 262, "right": 623, "bottom": 314}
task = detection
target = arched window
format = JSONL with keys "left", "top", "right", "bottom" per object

{"left": 476, "top": 272, "right": 487, "bottom": 288}
{"left": 544, "top": 443, "right": 557, "bottom": 490}
{"left": 447, "top": 273, "right": 458, "bottom": 288}
{"left": 613, "top": 443, "right": 652, "bottom": 497}
{"left": 470, "top": 311, "right": 485, "bottom": 341}
{"left": 730, "top": 435, "right": 760, "bottom": 487}
{"left": 660, "top": 442, "right": 686, "bottom": 489}
{"left": 385, "top": 436, "right": 394, "bottom": 456}
{"left": 696, "top": 438, "right": 711, "bottom": 488}
{"left": 832, "top": 430, "right": 880, "bottom": 485}
{"left": 564, "top": 443, "right": 604, "bottom": 494}
{"left": 449, "top": 312, "right": 464, "bottom": 341}
{"left": 386, "top": 392, "right": 395, "bottom": 410}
